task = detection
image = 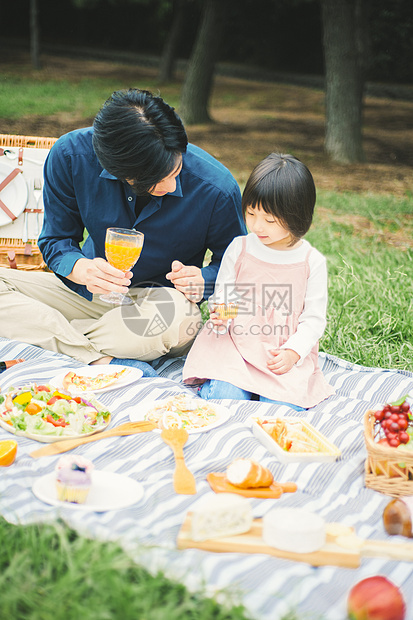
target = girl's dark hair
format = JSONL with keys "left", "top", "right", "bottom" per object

{"left": 242, "top": 153, "right": 316, "bottom": 244}
{"left": 92, "top": 89, "right": 188, "bottom": 195}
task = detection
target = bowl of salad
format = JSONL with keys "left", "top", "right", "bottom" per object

{"left": 0, "top": 383, "right": 111, "bottom": 443}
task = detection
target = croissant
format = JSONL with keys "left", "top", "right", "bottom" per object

{"left": 226, "top": 458, "right": 273, "bottom": 489}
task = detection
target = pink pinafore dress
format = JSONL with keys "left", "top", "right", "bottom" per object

{"left": 183, "top": 238, "right": 334, "bottom": 408}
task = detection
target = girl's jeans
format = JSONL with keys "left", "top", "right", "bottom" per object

{"left": 199, "top": 379, "right": 306, "bottom": 411}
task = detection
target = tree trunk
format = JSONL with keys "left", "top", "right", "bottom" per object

{"left": 179, "top": 0, "right": 226, "bottom": 125}
{"left": 30, "top": 0, "right": 41, "bottom": 70}
{"left": 158, "top": 0, "right": 186, "bottom": 84}
{"left": 321, "top": 0, "right": 369, "bottom": 163}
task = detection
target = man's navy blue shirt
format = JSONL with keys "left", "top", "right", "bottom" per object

{"left": 38, "top": 127, "right": 246, "bottom": 301}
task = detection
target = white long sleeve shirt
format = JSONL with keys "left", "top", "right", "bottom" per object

{"left": 210, "top": 234, "right": 328, "bottom": 364}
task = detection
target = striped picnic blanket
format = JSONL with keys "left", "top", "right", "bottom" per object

{"left": 0, "top": 336, "right": 412, "bottom": 620}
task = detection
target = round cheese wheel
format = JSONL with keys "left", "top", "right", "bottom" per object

{"left": 262, "top": 507, "right": 326, "bottom": 553}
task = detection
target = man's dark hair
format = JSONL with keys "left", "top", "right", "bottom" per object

{"left": 242, "top": 152, "right": 316, "bottom": 244}
{"left": 92, "top": 89, "right": 188, "bottom": 195}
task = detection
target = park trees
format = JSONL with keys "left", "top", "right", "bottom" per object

{"left": 321, "top": 0, "right": 370, "bottom": 163}
{"left": 158, "top": 0, "right": 187, "bottom": 83}
{"left": 178, "top": 0, "right": 227, "bottom": 124}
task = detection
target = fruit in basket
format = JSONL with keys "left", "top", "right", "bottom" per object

{"left": 347, "top": 576, "right": 406, "bottom": 620}
{"left": 383, "top": 497, "right": 413, "bottom": 538}
{"left": 374, "top": 396, "right": 411, "bottom": 448}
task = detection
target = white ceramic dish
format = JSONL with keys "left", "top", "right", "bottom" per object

{"left": 249, "top": 415, "right": 341, "bottom": 463}
{"left": 50, "top": 364, "right": 142, "bottom": 394}
{"left": 0, "top": 394, "right": 111, "bottom": 443}
{"left": 129, "top": 395, "right": 232, "bottom": 434}
{"left": 33, "top": 470, "right": 144, "bottom": 511}
{"left": 0, "top": 161, "right": 28, "bottom": 227}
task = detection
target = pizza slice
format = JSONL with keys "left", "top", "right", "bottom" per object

{"left": 62, "top": 368, "right": 130, "bottom": 392}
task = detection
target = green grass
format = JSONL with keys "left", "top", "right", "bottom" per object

{"left": 310, "top": 191, "right": 413, "bottom": 369}
{"left": 0, "top": 517, "right": 253, "bottom": 620}
{"left": 0, "top": 78, "right": 143, "bottom": 119}
{"left": 0, "top": 75, "right": 181, "bottom": 119}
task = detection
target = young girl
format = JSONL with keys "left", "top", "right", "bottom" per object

{"left": 183, "top": 153, "right": 334, "bottom": 410}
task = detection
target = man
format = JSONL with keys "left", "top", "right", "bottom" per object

{"left": 0, "top": 89, "right": 246, "bottom": 375}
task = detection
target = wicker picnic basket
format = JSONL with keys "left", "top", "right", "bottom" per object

{"left": 0, "top": 133, "right": 57, "bottom": 270}
{"left": 364, "top": 409, "right": 413, "bottom": 497}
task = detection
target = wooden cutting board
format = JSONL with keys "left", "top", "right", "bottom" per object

{"left": 206, "top": 472, "right": 297, "bottom": 499}
{"left": 177, "top": 515, "right": 413, "bottom": 568}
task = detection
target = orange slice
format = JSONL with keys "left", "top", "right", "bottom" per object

{"left": 0, "top": 440, "right": 18, "bottom": 466}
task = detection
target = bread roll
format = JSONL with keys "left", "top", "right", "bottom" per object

{"left": 226, "top": 458, "right": 273, "bottom": 489}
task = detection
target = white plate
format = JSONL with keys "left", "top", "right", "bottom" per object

{"left": 248, "top": 415, "right": 341, "bottom": 463}
{"left": 33, "top": 470, "right": 144, "bottom": 512}
{"left": 0, "top": 392, "right": 111, "bottom": 443}
{"left": 50, "top": 364, "right": 142, "bottom": 394}
{"left": 129, "top": 396, "right": 232, "bottom": 434}
{"left": 0, "top": 161, "right": 28, "bottom": 227}
{"left": 0, "top": 414, "right": 111, "bottom": 443}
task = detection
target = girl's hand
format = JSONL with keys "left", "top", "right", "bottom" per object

{"left": 209, "top": 306, "right": 230, "bottom": 329}
{"left": 267, "top": 348, "right": 300, "bottom": 375}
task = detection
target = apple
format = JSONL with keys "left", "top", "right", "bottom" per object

{"left": 347, "top": 576, "right": 406, "bottom": 620}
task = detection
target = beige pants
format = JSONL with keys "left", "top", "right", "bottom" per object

{"left": 0, "top": 267, "right": 202, "bottom": 364}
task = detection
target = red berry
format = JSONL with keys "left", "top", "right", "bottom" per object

{"left": 401, "top": 402, "right": 410, "bottom": 413}
{"left": 390, "top": 406, "right": 400, "bottom": 414}
{"left": 398, "top": 418, "right": 408, "bottom": 431}
{"left": 399, "top": 432, "right": 409, "bottom": 444}
{"left": 375, "top": 410, "right": 384, "bottom": 422}
{"left": 390, "top": 422, "right": 400, "bottom": 432}
{"left": 384, "top": 411, "right": 392, "bottom": 419}
{"left": 387, "top": 431, "right": 397, "bottom": 440}
{"left": 382, "top": 404, "right": 391, "bottom": 412}
{"left": 389, "top": 438, "right": 400, "bottom": 447}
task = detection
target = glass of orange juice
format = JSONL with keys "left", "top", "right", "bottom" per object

{"left": 99, "top": 227, "right": 144, "bottom": 305}
{"left": 211, "top": 302, "right": 239, "bottom": 334}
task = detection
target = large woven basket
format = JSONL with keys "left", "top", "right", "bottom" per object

{"left": 0, "top": 134, "right": 57, "bottom": 149}
{"left": 364, "top": 409, "right": 413, "bottom": 497}
{"left": 0, "top": 133, "right": 57, "bottom": 270}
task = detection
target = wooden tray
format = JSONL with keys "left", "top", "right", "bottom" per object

{"left": 206, "top": 472, "right": 297, "bottom": 499}
{"left": 177, "top": 515, "right": 413, "bottom": 568}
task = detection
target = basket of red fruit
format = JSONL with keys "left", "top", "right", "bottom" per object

{"left": 364, "top": 396, "right": 413, "bottom": 497}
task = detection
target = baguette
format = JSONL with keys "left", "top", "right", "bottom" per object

{"left": 226, "top": 458, "right": 273, "bottom": 489}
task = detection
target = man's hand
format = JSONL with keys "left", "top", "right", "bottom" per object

{"left": 166, "top": 260, "right": 204, "bottom": 302}
{"left": 267, "top": 348, "right": 300, "bottom": 375}
{"left": 68, "top": 257, "right": 133, "bottom": 295}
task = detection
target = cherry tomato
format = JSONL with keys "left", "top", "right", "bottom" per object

{"left": 46, "top": 394, "right": 68, "bottom": 405}
{"left": 36, "top": 385, "right": 50, "bottom": 392}
{"left": 45, "top": 414, "right": 67, "bottom": 427}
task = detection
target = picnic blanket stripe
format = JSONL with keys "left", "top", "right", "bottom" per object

{"left": 0, "top": 338, "right": 412, "bottom": 620}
